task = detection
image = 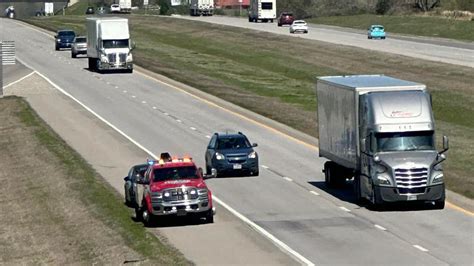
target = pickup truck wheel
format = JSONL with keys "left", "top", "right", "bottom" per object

{"left": 206, "top": 209, "right": 214, "bottom": 223}
{"left": 71, "top": 52, "right": 76, "bottom": 58}
{"left": 142, "top": 209, "right": 154, "bottom": 226}
{"left": 55, "top": 45, "right": 59, "bottom": 51}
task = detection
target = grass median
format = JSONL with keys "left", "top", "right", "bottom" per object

{"left": 0, "top": 96, "right": 189, "bottom": 264}
{"left": 24, "top": 15, "right": 474, "bottom": 198}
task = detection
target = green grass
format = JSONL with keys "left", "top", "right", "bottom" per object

{"left": 15, "top": 96, "right": 189, "bottom": 264}
{"left": 23, "top": 15, "right": 474, "bottom": 199}
{"left": 308, "top": 14, "right": 474, "bottom": 41}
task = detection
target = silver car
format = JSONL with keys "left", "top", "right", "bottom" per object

{"left": 71, "top": 36, "right": 87, "bottom": 58}
{"left": 290, "top": 20, "right": 308, "bottom": 34}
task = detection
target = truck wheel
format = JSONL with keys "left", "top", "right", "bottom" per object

{"left": 370, "top": 184, "right": 384, "bottom": 210}
{"left": 88, "top": 58, "right": 95, "bottom": 70}
{"left": 55, "top": 45, "right": 59, "bottom": 51}
{"left": 353, "top": 175, "right": 362, "bottom": 203}
{"left": 206, "top": 209, "right": 214, "bottom": 223}
{"left": 433, "top": 190, "right": 445, "bottom": 209}
{"left": 324, "top": 162, "right": 334, "bottom": 187}
{"left": 142, "top": 208, "right": 154, "bottom": 226}
{"left": 71, "top": 52, "right": 76, "bottom": 58}
{"left": 96, "top": 59, "right": 102, "bottom": 73}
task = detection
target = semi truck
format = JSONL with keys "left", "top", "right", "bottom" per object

{"left": 86, "top": 17, "right": 133, "bottom": 73}
{"left": 190, "top": 0, "right": 214, "bottom": 16}
{"left": 316, "top": 75, "right": 448, "bottom": 209}
{"left": 248, "top": 0, "right": 276, "bottom": 22}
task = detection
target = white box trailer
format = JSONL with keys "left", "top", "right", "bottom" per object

{"left": 86, "top": 17, "right": 133, "bottom": 73}
{"left": 248, "top": 0, "right": 276, "bottom": 22}
{"left": 317, "top": 75, "right": 448, "bottom": 209}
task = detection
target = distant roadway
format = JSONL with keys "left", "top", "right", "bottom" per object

{"left": 177, "top": 15, "right": 474, "bottom": 68}
{"left": 3, "top": 18, "right": 473, "bottom": 265}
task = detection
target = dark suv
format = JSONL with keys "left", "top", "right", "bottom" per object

{"left": 55, "top": 30, "right": 76, "bottom": 51}
{"left": 277, "top": 12, "right": 294, "bottom": 27}
{"left": 205, "top": 132, "right": 259, "bottom": 177}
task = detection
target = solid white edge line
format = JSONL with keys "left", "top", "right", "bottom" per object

{"left": 309, "top": 190, "right": 320, "bottom": 196}
{"left": 16, "top": 56, "right": 315, "bottom": 266}
{"left": 374, "top": 224, "right": 387, "bottom": 231}
{"left": 3, "top": 71, "right": 36, "bottom": 89}
{"left": 339, "top": 206, "right": 351, "bottom": 212}
{"left": 16, "top": 57, "right": 159, "bottom": 161}
{"left": 413, "top": 245, "right": 429, "bottom": 252}
{"left": 213, "top": 197, "right": 315, "bottom": 266}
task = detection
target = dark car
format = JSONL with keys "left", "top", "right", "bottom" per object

{"left": 277, "top": 12, "right": 294, "bottom": 27}
{"left": 205, "top": 132, "right": 259, "bottom": 177}
{"left": 123, "top": 163, "right": 149, "bottom": 207}
{"left": 55, "top": 30, "right": 76, "bottom": 51}
{"left": 85, "top": 6, "right": 95, "bottom": 14}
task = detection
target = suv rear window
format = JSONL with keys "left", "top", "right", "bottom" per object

{"left": 217, "top": 136, "right": 251, "bottom": 149}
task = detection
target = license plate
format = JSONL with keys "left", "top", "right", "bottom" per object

{"left": 407, "top": 195, "right": 417, "bottom": 201}
{"left": 233, "top": 164, "right": 242, "bottom": 169}
{"left": 177, "top": 209, "right": 187, "bottom": 216}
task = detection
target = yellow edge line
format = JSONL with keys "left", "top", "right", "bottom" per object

{"left": 446, "top": 202, "right": 474, "bottom": 216}
{"left": 136, "top": 71, "right": 473, "bottom": 217}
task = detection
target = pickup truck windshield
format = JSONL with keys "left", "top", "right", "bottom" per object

{"left": 153, "top": 166, "right": 199, "bottom": 182}
{"left": 102, "top": 39, "right": 129, "bottom": 49}
{"left": 376, "top": 131, "right": 435, "bottom": 152}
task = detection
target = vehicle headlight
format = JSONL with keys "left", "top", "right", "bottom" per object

{"left": 189, "top": 189, "right": 197, "bottom": 195}
{"left": 215, "top": 152, "right": 224, "bottom": 160}
{"left": 126, "top": 53, "right": 133, "bottom": 62}
{"left": 377, "top": 174, "right": 391, "bottom": 185}
{"left": 248, "top": 151, "right": 257, "bottom": 159}
{"left": 164, "top": 192, "right": 171, "bottom": 198}
{"left": 432, "top": 173, "right": 443, "bottom": 184}
{"left": 100, "top": 54, "right": 109, "bottom": 63}
{"left": 57, "top": 39, "right": 61, "bottom": 42}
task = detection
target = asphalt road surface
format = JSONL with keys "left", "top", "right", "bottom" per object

{"left": 177, "top": 15, "right": 474, "bottom": 68}
{"left": 2, "top": 18, "right": 473, "bottom": 265}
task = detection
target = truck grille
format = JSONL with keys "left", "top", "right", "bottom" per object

{"left": 395, "top": 167, "right": 428, "bottom": 194}
{"left": 162, "top": 187, "right": 199, "bottom": 202}
{"left": 107, "top": 53, "right": 127, "bottom": 64}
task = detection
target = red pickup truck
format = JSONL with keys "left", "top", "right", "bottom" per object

{"left": 132, "top": 154, "right": 216, "bottom": 226}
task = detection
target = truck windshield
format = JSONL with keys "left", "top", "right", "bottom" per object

{"left": 102, "top": 39, "right": 129, "bottom": 49}
{"left": 375, "top": 131, "right": 435, "bottom": 152}
{"left": 153, "top": 166, "right": 199, "bottom": 182}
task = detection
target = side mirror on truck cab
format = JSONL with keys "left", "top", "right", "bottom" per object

{"left": 441, "top": 135, "right": 449, "bottom": 154}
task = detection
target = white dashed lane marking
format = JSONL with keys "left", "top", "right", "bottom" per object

{"left": 261, "top": 165, "right": 269, "bottom": 169}
{"left": 283, "top": 177, "right": 293, "bottom": 182}
{"left": 374, "top": 224, "right": 387, "bottom": 231}
{"left": 339, "top": 206, "right": 351, "bottom": 212}
{"left": 413, "top": 245, "right": 429, "bottom": 252}
{"left": 309, "top": 190, "right": 320, "bottom": 196}
{"left": 190, "top": 127, "right": 197, "bottom": 131}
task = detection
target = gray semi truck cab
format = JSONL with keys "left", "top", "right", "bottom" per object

{"left": 317, "top": 75, "right": 448, "bottom": 209}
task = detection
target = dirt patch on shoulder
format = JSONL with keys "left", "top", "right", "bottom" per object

{"left": 0, "top": 97, "right": 142, "bottom": 264}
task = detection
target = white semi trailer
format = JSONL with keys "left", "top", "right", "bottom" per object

{"left": 190, "top": 0, "right": 214, "bottom": 16}
{"left": 86, "top": 17, "right": 133, "bottom": 73}
{"left": 317, "top": 75, "right": 448, "bottom": 209}
{"left": 248, "top": 0, "right": 276, "bottom": 23}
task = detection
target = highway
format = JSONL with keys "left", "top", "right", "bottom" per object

{"left": 177, "top": 15, "right": 474, "bottom": 68}
{"left": 3, "top": 18, "right": 473, "bottom": 265}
